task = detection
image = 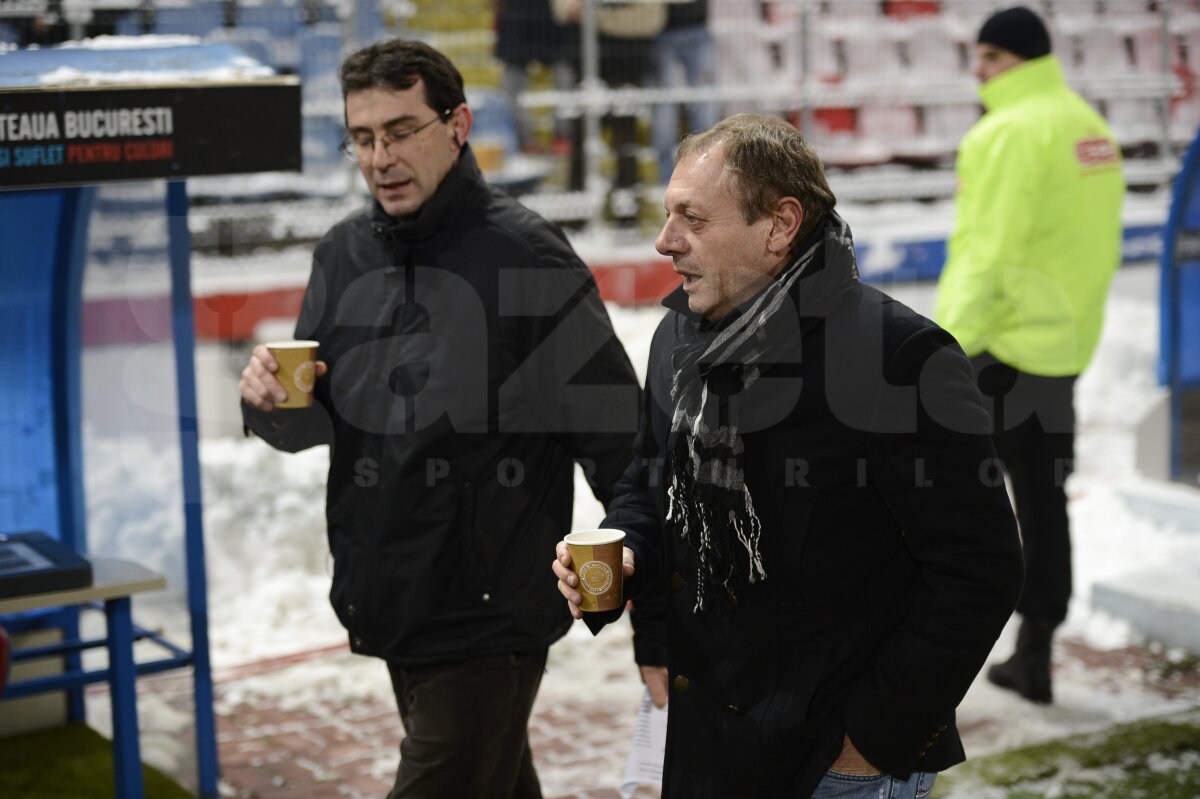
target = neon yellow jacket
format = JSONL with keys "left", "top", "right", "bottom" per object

{"left": 935, "top": 55, "right": 1125, "bottom": 376}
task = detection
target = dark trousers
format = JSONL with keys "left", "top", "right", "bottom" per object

{"left": 972, "top": 353, "right": 1077, "bottom": 625}
{"left": 386, "top": 650, "right": 548, "bottom": 799}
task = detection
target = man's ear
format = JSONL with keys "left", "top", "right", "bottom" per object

{"left": 449, "top": 103, "right": 473, "bottom": 151}
{"left": 767, "top": 196, "right": 803, "bottom": 257}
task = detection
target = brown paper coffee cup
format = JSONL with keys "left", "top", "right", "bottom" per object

{"left": 564, "top": 529, "right": 626, "bottom": 612}
{"left": 266, "top": 340, "right": 319, "bottom": 409}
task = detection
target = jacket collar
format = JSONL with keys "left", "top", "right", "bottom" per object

{"left": 978, "top": 54, "right": 1065, "bottom": 112}
{"left": 370, "top": 143, "right": 490, "bottom": 244}
{"left": 661, "top": 210, "right": 861, "bottom": 327}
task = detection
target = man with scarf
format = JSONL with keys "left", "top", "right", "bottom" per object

{"left": 553, "top": 114, "right": 1024, "bottom": 799}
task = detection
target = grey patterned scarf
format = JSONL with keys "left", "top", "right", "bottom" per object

{"left": 665, "top": 225, "right": 828, "bottom": 613}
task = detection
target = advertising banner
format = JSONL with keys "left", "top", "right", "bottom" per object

{"left": 0, "top": 81, "right": 301, "bottom": 189}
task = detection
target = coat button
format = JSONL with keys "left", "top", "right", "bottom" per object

{"left": 347, "top": 604, "right": 356, "bottom": 618}
{"left": 938, "top": 724, "right": 948, "bottom": 732}
{"left": 726, "top": 704, "right": 742, "bottom": 715}
{"left": 670, "top": 573, "right": 684, "bottom": 591}
{"left": 672, "top": 675, "right": 690, "bottom": 693}
{"left": 481, "top": 593, "right": 491, "bottom": 602}
{"left": 352, "top": 637, "right": 363, "bottom": 649}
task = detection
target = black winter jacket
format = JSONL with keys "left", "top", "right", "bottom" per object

{"left": 244, "top": 147, "right": 639, "bottom": 665}
{"left": 597, "top": 215, "right": 1023, "bottom": 798}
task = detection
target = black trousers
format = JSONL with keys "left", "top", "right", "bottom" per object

{"left": 971, "top": 353, "right": 1077, "bottom": 625}
{"left": 386, "top": 650, "right": 548, "bottom": 799}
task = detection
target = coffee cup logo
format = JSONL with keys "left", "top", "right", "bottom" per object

{"left": 578, "top": 560, "right": 613, "bottom": 595}
{"left": 293, "top": 361, "right": 315, "bottom": 393}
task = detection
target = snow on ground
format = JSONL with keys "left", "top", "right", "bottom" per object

{"left": 76, "top": 259, "right": 1200, "bottom": 795}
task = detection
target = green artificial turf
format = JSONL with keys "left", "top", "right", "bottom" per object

{"left": 0, "top": 723, "right": 192, "bottom": 799}
{"left": 935, "top": 704, "right": 1200, "bottom": 799}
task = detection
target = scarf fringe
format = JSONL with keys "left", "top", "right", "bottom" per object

{"left": 667, "top": 465, "right": 768, "bottom": 613}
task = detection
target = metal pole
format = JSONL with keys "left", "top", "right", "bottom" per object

{"left": 52, "top": 184, "right": 95, "bottom": 723}
{"left": 800, "top": 0, "right": 813, "bottom": 137}
{"left": 106, "top": 596, "right": 146, "bottom": 799}
{"left": 1158, "top": 0, "right": 1173, "bottom": 177}
{"left": 166, "top": 180, "right": 220, "bottom": 798}
{"left": 1161, "top": 131, "right": 1200, "bottom": 481}
{"left": 581, "top": 0, "right": 603, "bottom": 198}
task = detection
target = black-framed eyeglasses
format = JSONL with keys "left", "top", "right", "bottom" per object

{"left": 339, "top": 108, "right": 453, "bottom": 161}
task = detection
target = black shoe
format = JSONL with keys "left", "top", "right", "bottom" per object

{"left": 987, "top": 657, "right": 1052, "bottom": 703}
{"left": 986, "top": 618, "right": 1055, "bottom": 704}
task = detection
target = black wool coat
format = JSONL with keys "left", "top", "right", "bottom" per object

{"left": 596, "top": 215, "right": 1024, "bottom": 798}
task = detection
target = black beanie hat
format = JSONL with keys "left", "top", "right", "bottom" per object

{"left": 977, "top": 6, "right": 1052, "bottom": 60}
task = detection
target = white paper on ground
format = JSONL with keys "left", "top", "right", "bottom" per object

{"left": 620, "top": 687, "right": 668, "bottom": 798}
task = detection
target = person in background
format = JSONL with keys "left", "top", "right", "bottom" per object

{"left": 553, "top": 0, "right": 664, "bottom": 223}
{"left": 651, "top": 0, "right": 719, "bottom": 183}
{"left": 934, "top": 5, "right": 1125, "bottom": 704}
{"left": 597, "top": 0, "right": 661, "bottom": 225}
{"left": 493, "top": 0, "right": 580, "bottom": 156}
{"left": 239, "top": 38, "right": 639, "bottom": 799}
{"left": 10, "top": 0, "right": 68, "bottom": 46}
{"left": 554, "top": 113, "right": 1023, "bottom": 799}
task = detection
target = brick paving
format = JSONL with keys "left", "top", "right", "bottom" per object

{"left": 209, "top": 686, "right": 658, "bottom": 799}
{"left": 106, "top": 624, "right": 661, "bottom": 799}
{"left": 87, "top": 628, "right": 1200, "bottom": 799}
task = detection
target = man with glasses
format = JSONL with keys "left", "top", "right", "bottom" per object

{"left": 239, "top": 38, "right": 641, "bottom": 798}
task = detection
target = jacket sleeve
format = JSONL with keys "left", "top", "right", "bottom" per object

{"left": 844, "top": 323, "right": 1023, "bottom": 778}
{"left": 935, "top": 122, "right": 1042, "bottom": 356}
{"left": 242, "top": 402, "right": 333, "bottom": 452}
{"left": 581, "top": 327, "right": 670, "bottom": 667}
{"left": 507, "top": 252, "right": 642, "bottom": 509}
{"left": 602, "top": 372, "right": 669, "bottom": 666}
{"left": 560, "top": 285, "right": 642, "bottom": 510}
{"left": 241, "top": 249, "right": 336, "bottom": 452}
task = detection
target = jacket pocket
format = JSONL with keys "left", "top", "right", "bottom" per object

{"left": 760, "top": 642, "right": 830, "bottom": 785}
{"left": 328, "top": 526, "right": 370, "bottom": 644}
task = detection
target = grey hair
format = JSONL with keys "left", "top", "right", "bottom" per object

{"left": 676, "top": 114, "right": 836, "bottom": 243}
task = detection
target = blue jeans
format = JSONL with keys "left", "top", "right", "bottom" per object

{"left": 810, "top": 770, "right": 937, "bottom": 799}
{"left": 653, "top": 24, "right": 719, "bottom": 182}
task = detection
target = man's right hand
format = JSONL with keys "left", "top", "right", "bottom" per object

{"left": 239, "top": 344, "right": 327, "bottom": 412}
{"left": 552, "top": 540, "right": 636, "bottom": 620}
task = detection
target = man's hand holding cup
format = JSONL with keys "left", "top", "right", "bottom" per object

{"left": 553, "top": 529, "right": 634, "bottom": 620}
{"left": 240, "top": 340, "right": 326, "bottom": 412}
